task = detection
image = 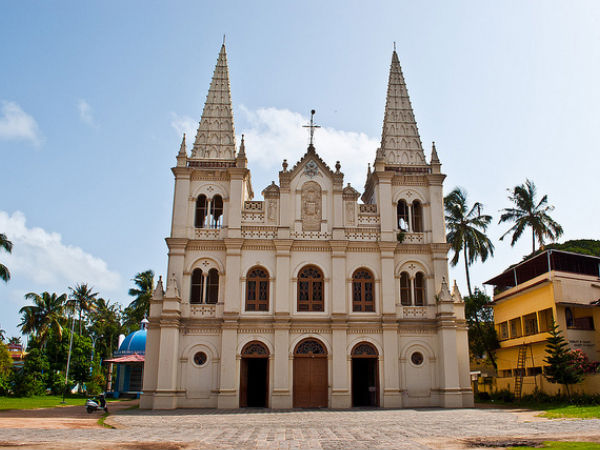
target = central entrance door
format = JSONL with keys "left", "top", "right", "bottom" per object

{"left": 293, "top": 339, "right": 328, "bottom": 408}
{"left": 239, "top": 341, "right": 269, "bottom": 408}
{"left": 351, "top": 342, "right": 379, "bottom": 407}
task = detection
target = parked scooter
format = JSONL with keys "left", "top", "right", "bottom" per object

{"left": 85, "top": 394, "right": 108, "bottom": 414}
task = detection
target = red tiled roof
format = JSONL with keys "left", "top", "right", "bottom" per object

{"left": 104, "top": 354, "right": 145, "bottom": 363}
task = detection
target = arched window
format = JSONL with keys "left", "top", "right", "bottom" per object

{"left": 411, "top": 200, "right": 423, "bottom": 232}
{"left": 195, "top": 195, "right": 207, "bottom": 228}
{"left": 190, "top": 268, "right": 204, "bottom": 304}
{"left": 400, "top": 272, "right": 411, "bottom": 306}
{"left": 414, "top": 272, "right": 425, "bottom": 306}
{"left": 206, "top": 268, "right": 219, "bottom": 304}
{"left": 210, "top": 195, "right": 223, "bottom": 229}
{"left": 245, "top": 267, "right": 269, "bottom": 311}
{"left": 397, "top": 200, "right": 409, "bottom": 231}
{"left": 297, "top": 265, "right": 324, "bottom": 312}
{"left": 352, "top": 269, "right": 375, "bottom": 312}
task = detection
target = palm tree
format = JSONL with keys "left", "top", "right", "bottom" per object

{"left": 124, "top": 270, "right": 154, "bottom": 329}
{"left": 0, "top": 233, "right": 13, "bottom": 283}
{"left": 0, "top": 326, "right": 5, "bottom": 342}
{"left": 444, "top": 187, "right": 495, "bottom": 297}
{"left": 499, "top": 179, "right": 564, "bottom": 254}
{"left": 67, "top": 283, "right": 98, "bottom": 335}
{"left": 19, "top": 291, "right": 67, "bottom": 347}
{"left": 89, "top": 297, "right": 122, "bottom": 359}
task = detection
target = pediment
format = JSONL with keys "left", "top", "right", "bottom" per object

{"left": 287, "top": 144, "right": 340, "bottom": 181}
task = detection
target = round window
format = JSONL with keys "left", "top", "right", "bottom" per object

{"left": 193, "top": 351, "right": 207, "bottom": 366}
{"left": 411, "top": 352, "right": 424, "bottom": 366}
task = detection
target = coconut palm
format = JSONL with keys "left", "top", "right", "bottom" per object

{"left": 0, "top": 326, "right": 5, "bottom": 342}
{"left": 444, "top": 187, "right": 495, "bottom": 297}
{"left": 67, "top": 283, "right": 99, "bottom": 335}
{"left": 124, "top": 270, "right": 154, "bottom": 330}
{"left": 89, "top": 297, "right": 122, "bottom": 359}
{"left": 19, "top": 291, "right": 67, "bottom": 347}
{"left": 0, "top": 233, "right": 13, "bottom": 283}
{"left": 499, "top": 179, "right": 564, "bottom": 254}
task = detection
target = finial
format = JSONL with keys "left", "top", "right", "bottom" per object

{"left": 393, "top": 41, "right": 396, "bottom": 51}
{"left": 303, "top": 109, "right": 320, "bottom": 147}
{"left": 335, "top": 161, "right": 341, "bottom": 173}
{"left": 223, "top": 34, "right": 226, "bottom": 45}
{"left": 367, "top": 163, "right": 371, "bottom": 174}
{"left": 282, "top": 159, "right": 288, "bottom": 171}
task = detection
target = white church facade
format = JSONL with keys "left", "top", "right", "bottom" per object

{"left": 140, "top": 44, "right": 473, "bottom": 409}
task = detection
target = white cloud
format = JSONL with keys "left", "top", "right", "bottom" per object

{"left": 239, "top": 106, "right": 379, "bottom": 192}
{"left": 0, "top": 210, "right": 121, "bottom": 293}
{"left": 170, "top": 113, "right": 197, "bottom": 141}
{"left": 77, "top": 99, "right": 95, "bottom": 126}
{"left": 0, "top": 101, "right": 42, "bottom": 146}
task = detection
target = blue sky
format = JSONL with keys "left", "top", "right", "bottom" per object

{"left": 1, "top": 1, "right": 599, "bottom": 339}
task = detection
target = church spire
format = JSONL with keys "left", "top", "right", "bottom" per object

{"left": 176, "top": 133, "right": 187, "bottom": 167}
{"left": 380, "top": 49, "right": 426, "bottom": 166}
{"left": 191, "top": 43, "right": 236, "bottom": 160}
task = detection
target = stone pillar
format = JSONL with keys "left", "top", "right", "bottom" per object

{"left": 375, "top": 172, "right": 395, "bottom": 241}
{"left": 378, "top": 242, "right": 396, "bottom": 315}
{"left": 218, "top": 323, "right": 239, "bottom": 408}
{"left": 274, "top": 240, "right": 293, "bottom": 315}
{"left": 226, "top": 167, "right": 247, "bottom": 239}
{"left": 436, "top": 282, "right": 462, "bottom": 408}
{"left": 223, "top": 239, "right": 243, "bottom": 314}
{"left": 170, "top": 168, "right": 191, "bottom": 238}
{"left": 331, "top": 325, "right": 350, "bottom": 408}
{"left": 427, "top": 173, "right": 446, "bottom": 244}
{"left": 272, "top": 321, "right": 292, "bottom": 408}
{"left": 382, "top": 323, "right": 402, "bottom": 407}
{"left": 330, "top": 241, "right": 348, "bottom": 315}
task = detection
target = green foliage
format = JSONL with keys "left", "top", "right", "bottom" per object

{"left": 67, "top": 283, "right": 98, "bottom": 335}
{"left": 88, "top": 298, "right": 123, "bottom": 362}
{"left": 19, "top": 291, "right": 67, "bottom": 347}
{"left": 0, "top": 342, "right": 13, "bottom": 395}
{"left": 541, "top": 239, "right": 600, "bottom": 258}
{"left": 0, "top": 232, "right": 13, "bottom": 283}
{"left": 123, "top": 270, "right": 154, "bottom": 332}
{"left": 509, "top": 442, "right": 600, "bottom": 450}
{"left": 463, "top": 288, "right": 499, "bottom": 369}
{"left": 444, "top": 187, "right": 494, "bottom": 297}
{"left": 0, "top": 395, "right": 88, "bottom": 410}
{"left": 544, "top": 321, "right": 584, "bottom": 396}
{"left": 69, "top": 334, "right": 93, "bottom": 388}
{"left": 499, "top": 179, "right": 564, "bottom": 253}
{"left": 86, "top": 355, "right": 106, "bottom": 396}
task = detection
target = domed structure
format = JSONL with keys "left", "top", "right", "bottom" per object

{"left": 105, "top": 319, "right": 148, "bottom": 397}
{"left": 115, "top": 319, "right": 148, "bottom": 356}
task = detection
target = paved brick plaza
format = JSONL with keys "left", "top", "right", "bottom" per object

{"left": 1, "top": 406, "right": 600, "bottom": 449}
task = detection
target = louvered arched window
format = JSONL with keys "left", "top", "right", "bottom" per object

{"left": 297, "top": 265, "right": 324, "bottom": 312}
{"left": 190, "top": 268, "right": 204, "bottom": 304}
{"left": 414, "top": 272, "right": 425, "bottom": 306}
{"left": 352, "top": 269, "right": 375, "bottom": 312}
{"left": 206, "top": 268, "right": 219, "bottom": 304}
{"left": 245, "top": 267, "right": 269, "bottom": 311}
{"left": 210, "top": 195, "right": 223, "bottom": 229}
{"left": 400, "top": 272, "right": 411, "bottom": 306}
{"left": 195, "top": 195, "right": 207, "bottom": 228}
{"left": 411, "top": 200, "right": 423, "bottom": 232}
{"left": 397, "top": 200, "right": 409, "bottom": 231}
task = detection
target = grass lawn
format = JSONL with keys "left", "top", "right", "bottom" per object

{"left": 541, "top": 405, "right": 600, "bottom": 419}
{"left": 509, "top": 442, "right": 600, "bottom": 450}
{"left": 0, "top": 395, "right": 125, "bottom": 410}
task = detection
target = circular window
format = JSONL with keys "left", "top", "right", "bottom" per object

{"left": 193, "top": 351, "right": 207, "bottom": 366}
{"left": 411, "top": 352, "right": 424, "bottom": 366}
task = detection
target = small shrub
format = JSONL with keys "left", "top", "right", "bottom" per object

{"left": 490, "top": 388, "right": 514, "bottom": 403}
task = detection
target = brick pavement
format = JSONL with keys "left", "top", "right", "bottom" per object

{"left": 1, "top": 407, "right": 600, "bottom": 449}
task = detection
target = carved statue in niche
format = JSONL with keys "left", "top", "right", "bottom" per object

{"left": 301, "top": 181, "right": 322, "bottom": 231}
{"left": 267, "top": 200, "right": 277, "bottom": 222}
{"left": 346, "top": 202, "right": 355, "bottom": 224}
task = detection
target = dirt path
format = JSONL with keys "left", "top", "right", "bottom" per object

{"left": 0, "top": 399, "right": 138, "bottom": 429}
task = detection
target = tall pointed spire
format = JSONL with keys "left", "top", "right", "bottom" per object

{"left": 176, "top": 133, "right": 187, "bottom": 167}
{"left": 191, "top": 43, "right": 236, "bottom": 160}
{"left": 380, "top": 49, "right": 426, "bottom": 166}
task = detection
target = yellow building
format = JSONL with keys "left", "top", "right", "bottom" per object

{"left": 485, "top": 249, "right": 600, "bottom": 395}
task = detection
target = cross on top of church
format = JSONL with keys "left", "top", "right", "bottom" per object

{"left": 303, "top": 109, "right": 320, "bottom": 147}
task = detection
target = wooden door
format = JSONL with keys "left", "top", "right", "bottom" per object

{"left": 293, "top": 357, "right": 328, "bottom": 408}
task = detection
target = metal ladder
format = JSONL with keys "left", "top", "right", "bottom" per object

{"left": 514, "top": 345, "right": 527, "bottom": 400}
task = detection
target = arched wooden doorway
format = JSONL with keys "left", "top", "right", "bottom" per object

{"left": 351, "top": 342, "right": 379, "bottom": 407}
{"left": 293, "top": 338, "right": 328, "bottom": 408}
{"left": 239, "top": 341, "right": 269, "bottom": 407}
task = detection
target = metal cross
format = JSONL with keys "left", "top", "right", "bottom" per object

{"left": 303, "top": 109, "right": 320, "bottom": 146}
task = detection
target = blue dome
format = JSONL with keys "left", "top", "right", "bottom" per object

{"left": 116, "top": 328, "right": 147, "bottom": 356}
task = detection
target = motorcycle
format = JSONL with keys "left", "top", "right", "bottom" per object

{"left": 85, "top": 394, "right": 108, "bottom": 414}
